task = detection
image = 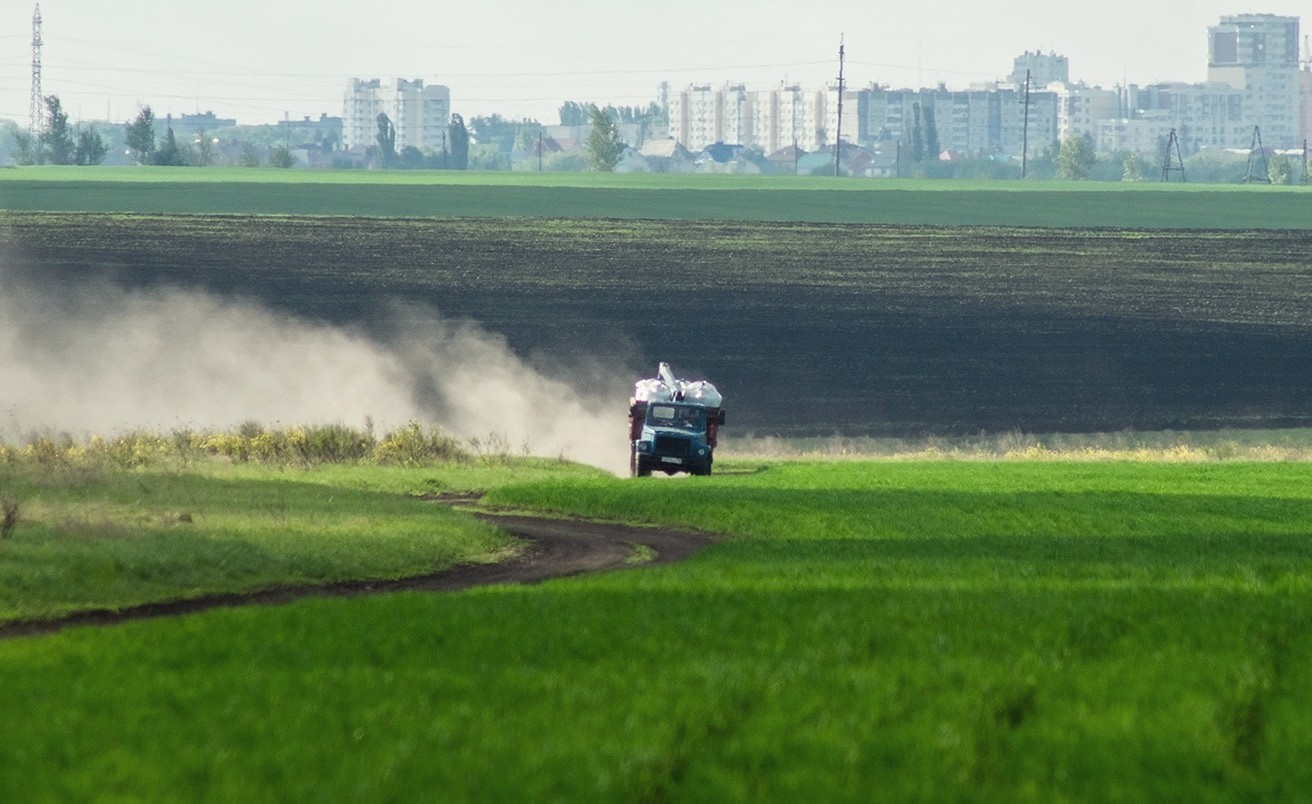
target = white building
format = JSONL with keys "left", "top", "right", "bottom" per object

{"left": 751, "top": 84, "right": 817, "bottom": 153}
{"left": 861, "top": 85, "right": 1058, "bottom": 159}
{"left": 343, "top": 78, "right": 452, "bottom": 152}
{"left": 1207, "top": 14, "right": 1301, "bottom": 148}
{"left": 1051, "top": 83, "right": 1121, "bottom": 143}
{"left": 671, "top": 83, "right": 832, "bottom": 152}
{"left": 1011, "top": 51, "right": 1070, "bottom": 87}
{"left": 669, "top": 85, "right": 719, "bottom": 151}
{"left": 1135, "top": 82, "right": 1247, "bottom": 152}
{"left": 1097, "top": 113, "right": 1175, "bottom": 155}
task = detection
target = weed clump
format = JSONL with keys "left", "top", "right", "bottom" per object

{"left": 0, "top": 421, "right": 476, "bottom": 470}
{"left": 375, "top": 422, "right": 466, "bottom": 465}
{"left": 0, "top": 468, "right": 18, "bottom": 539}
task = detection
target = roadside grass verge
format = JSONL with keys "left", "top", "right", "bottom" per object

{"left": 1, "top": 460, "right": 1310, "bottom": 798}
{"left": 0, "top": 422, "right": 612, "bottom": 622}
{"left": 723, "top": 427, "right": 1312, "bottom": 462}
{"left": 0, "top": 463, "right": 511, "bottom": 622}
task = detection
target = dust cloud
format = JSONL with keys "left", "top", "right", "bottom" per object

{"left": 0, "top": 265, "right": 633, "bottom": 474}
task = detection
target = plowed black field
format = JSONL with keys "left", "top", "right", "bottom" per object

{"left": 7, "top": 212, "right": 1312, "bottom": 436}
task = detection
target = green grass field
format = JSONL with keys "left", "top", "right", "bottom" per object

{"left": 5, "top": 166, "right": 1312, "bottom": 228}
{"left": 2, "top": 458, "right": 1311, "bottom": 799}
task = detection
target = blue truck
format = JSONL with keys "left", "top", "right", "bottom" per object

{"left": 629, "top": 363, "right": 725, "bottom": 477}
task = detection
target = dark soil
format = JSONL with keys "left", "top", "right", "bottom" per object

{"left": 8, "top": 213, "right": 1312, "bottom": 436}
{"left": 0, "top": 509, "right": 716, "bottom": 640}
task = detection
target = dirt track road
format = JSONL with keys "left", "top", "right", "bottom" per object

{"left": 0, "top": 509, "right": 716, "bottom": 640}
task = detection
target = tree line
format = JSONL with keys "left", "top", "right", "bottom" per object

{"left": 372, "top": 103, "right": 627, "bottom": 172}
{"left": 13, "top": 96, "right": 108, "bottom": 166}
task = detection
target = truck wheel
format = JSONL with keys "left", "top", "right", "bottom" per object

{"left": 692, "top": 461, "right": 712, "bottom": 477}
{"left": 636, "top": 457, "right": 653, "bottom": 477}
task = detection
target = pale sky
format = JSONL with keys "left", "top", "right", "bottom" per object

{"left": 0, "top": 1, "right": 1305, "bottom": 127}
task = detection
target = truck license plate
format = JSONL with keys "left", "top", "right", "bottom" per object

{"left": 660, "top": 457, "right": 683, "bottom": 464}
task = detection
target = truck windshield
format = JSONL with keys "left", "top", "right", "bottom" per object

{"left": 646, "top": 404, "right": 704, "bottom": 431}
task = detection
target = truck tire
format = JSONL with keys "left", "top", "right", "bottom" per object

{"left": 692, "top": 460, "right": 712, "bottom": 477}
{"left": 636, "top": 457, "right": 653, "bottom": 477}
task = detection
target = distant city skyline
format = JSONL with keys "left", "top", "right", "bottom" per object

{"left": 0, "top": 0, "right": 1307, "bottom": 127}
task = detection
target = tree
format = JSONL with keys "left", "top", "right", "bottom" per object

{"left": 190, "top": 130, "right": 215, "bottom": 167}
{"left": 39, "top": 96, "right": 76, "bottom": 165}
{"left": 1269, "top": 152, "right": 1293, "bottom": 185}
{"left": 125, "top": 106, "right": 157, "bottom": 165}
{"left": 558, "top": 101, "right": 589, "bottom": 127}
{"left": 1121, "top": 152, "right": 1144, "bottom": 182}
{"left": 922, "top": 104, "right": 940, "bottom": 162}
{"left": 75, "top": 127, "right": 108, "bottom": 166}
{"left": 911, "top": 103, "right": 924, "bottom": 162}
{"left": 268, "top": 145, "right": 296, "bottom": 169}
{"left": 239, "top": 143, "right": 262, "bottom": 168}
{"left": 153, "top": 126, "right": 187, "bottom": 166}
{"left": 398, "top": 145, "right": 425, "bottom": 170}
{"left": 586, "top": 106, "right": 624, "bottom": 172}
{"left": 11, "top": 129, "right": 37, "bottom": 166}
{"left": 1055, "top": 135, "right": 1095, "bottom": 180}
{"left": 449, "top": 114, "right": 469, "bottom": 170}
{"left": 468, "top": 143, "right": 511, "bottom": 171}
{"left": 375, "top": 113, "right": 397, "bottom": 168}
{"left": 468, "top": 114, "right": 533, "bottom": 153}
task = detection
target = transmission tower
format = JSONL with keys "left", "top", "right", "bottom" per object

{"left": 1161, "top": 128, "right": 1185, "bottom": 182}
{"left": 1244, "top": 126, "right": 1271, "bottom": 184}
{"left": 834, "top": 35, "right": 845, "bottom": 177}
{"left": 29, "top": 3, "right": 43, "bottom": 138}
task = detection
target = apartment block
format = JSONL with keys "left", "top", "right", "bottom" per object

{"left": 671, "top": 83, "right": 829, "bottom": 152}
{"left": 1208, "top": 14, "right": 1301, "bottom": 148}
{"left": 862, "top": 85, "right": 1058, "bottom": 159}
{"left": 343, "top": 78, "right": 452, "bottom": 152}
{"left": 1011, "top": 51, "right": 1070, "bottom": 87}
{"left": 751, "top": 84, "right": 817, "bottom": 153}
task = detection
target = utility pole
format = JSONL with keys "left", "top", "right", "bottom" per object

{"left": 1303, "top": 138, "right": 1309, "bottom": 184}
{"left": 29, "top": 3, "right": 43, "bottom": 140}
{"left": 1021, "top": 69, "right": 1031, "bottom": 179}
{"left": 442, "top": 131, "right": 448, "bottom": 170}
{"left": 538, "top": 131, "right": 544, "bottom": 172}
{"left": 834, "top": 35, "right": 846, "bottom": 177}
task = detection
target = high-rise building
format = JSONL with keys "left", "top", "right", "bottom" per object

{"left": 672, "top": 83, "right": 832, "bottom": 152}
{"left": 751, "top": 84, "right": 816, "bottom": 153}
{"left": 861, "top": 85, "right": 1058, "bottom": 159}
{"left": 343, "top": 78, "right": 451, "bottom": 152}
{"left": 1010, "top": 51, "right": 1069, "bottom": 87}
{"left": 1208, "top": 14, "right": 1301, "bottom": 148}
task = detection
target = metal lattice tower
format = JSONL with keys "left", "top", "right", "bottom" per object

{"left": 29, "top": 3, "right": 43, "bottom": 138}
{"left": 1244, "top": 126, "right": 1272, "bottom": 184}
{"left": 1161, "top": 129, "right": 1185, "bottom": 182}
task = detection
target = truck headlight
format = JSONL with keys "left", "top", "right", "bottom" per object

{"left": 698, "top": 447, "right": 707, "bottom": 456}
{"left": 637, "top": 441, "right": 652, "bottom": 453}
